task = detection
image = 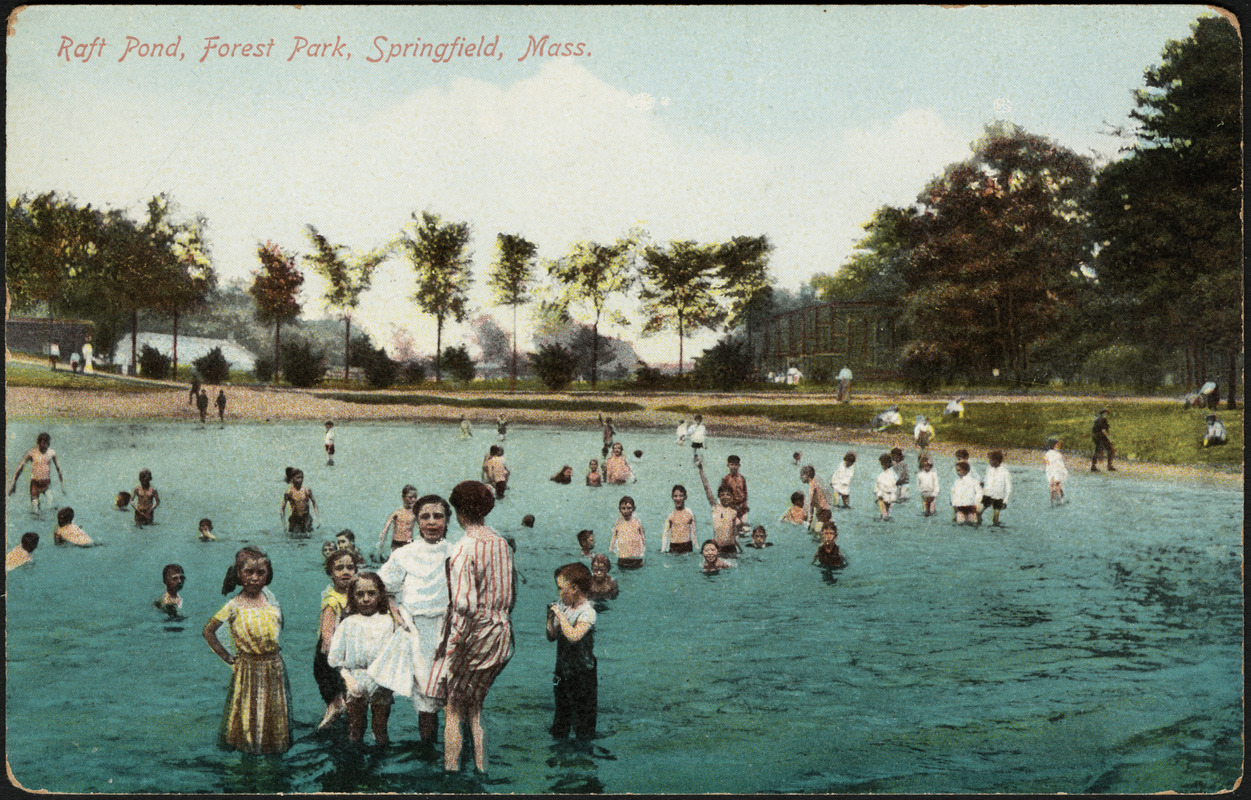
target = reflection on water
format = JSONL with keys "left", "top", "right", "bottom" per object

{"left": 5, "top": 420, "right": 1242, "bottom": 794}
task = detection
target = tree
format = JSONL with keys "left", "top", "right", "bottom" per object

{"left": 541, "top": 231, "right": 640, "bottom": 388}
{"left": 639, "top": 239, "right": 726, "bottom": 375}
{"left": 902, "top": 123, "right": 1095, "bottom": 382}
{"left": 249, "top": 241, "right": 304, "bottom": 383}
{"left": 399, "top": 211, "right": 473, "bottom": 382}
{"left": 302, "top": 224, "right": 388, "bottom": 380}
{"left": 528, "top": 342, "right": 578, "bottom": 390}
{"left": 1092, "top": 15, "right": 1241, "bottom": 406}
{"left": 717, "top": 234, "right": 774, "bottom": 358}
{"left": 441, "top": 344, "right": 476, "bottom": 383}
{"left": 488, "top": 233, "right": 538, "bottom": 390}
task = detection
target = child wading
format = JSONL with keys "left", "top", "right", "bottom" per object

{"left": 547, "top": 562, "right": 598, "bottom": 740}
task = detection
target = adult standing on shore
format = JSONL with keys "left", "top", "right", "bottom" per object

{"left": 1091, "top": 409, "right": 1115, "bottom": 472}
{"left": 426, "top": 480, "right": 515, "bottom": 774}
{"left": 837, "top": 366, "right": 852, "bottom": 403}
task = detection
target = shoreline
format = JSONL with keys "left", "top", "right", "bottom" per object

{"left": 5, "top": 384, "right": 1241, "bottom": 488}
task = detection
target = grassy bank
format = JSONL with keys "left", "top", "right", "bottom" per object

{"left": 659, "top": 399, "right": 1242, "bottom": 470}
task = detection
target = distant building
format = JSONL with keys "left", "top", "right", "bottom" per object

{"left": 111, "top": 332, "right": 258, "bottom": 373}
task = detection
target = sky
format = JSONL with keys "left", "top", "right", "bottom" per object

{"left": 5, "top": 5, "right": 1218, "bottom": 367}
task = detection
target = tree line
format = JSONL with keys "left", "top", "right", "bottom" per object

{"left": 809, "top": 16, "right": 1240, "bottom": 404}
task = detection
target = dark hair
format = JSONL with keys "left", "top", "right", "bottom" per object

{"left": 450, "top": 480, "right": 495, "bottom": 521}
{"left": 522, "top": 514, "right": 536, "bottom": 527}
{"left": 162, "top": 563, "right": 184, "bottom": 582}
{"left": 56, "top": 506, "right": 74, "bottom": 526}
{"left": 20, "top": 532, "right": 39, "bottom": 551}
{"left": 554, "top": 562, "right": 592, "bottom": 594}
{"left": 324, "top": 547, "right": 362, "bottom": 576}
{"left": 727, "top": 455, "right": 741, "bottom": 465}
{"left": 345, "top": 572, "right": 387, "bottom": 616}
{"left": 577, "top": 529, "right": 594, "bottom": 547}
{"left": 223, "top": 546, "right": 273, "bottom": 594}
{"left": 988, "top": 450, "right": 1004, "bottom": 466}
{"left": 843, "top": 452, "right": 857, "bottom": 465}
{"left": 199, "top": 518, "right": 213, "bottom": 530}
{"left": 790, "top": 491, "right": 804, "bottom": 505}
{"left": 414, "top": 494, "right": 451, "bottom": 522}
{"left": 879, "top": 453, "right": 895, "bottom": 469}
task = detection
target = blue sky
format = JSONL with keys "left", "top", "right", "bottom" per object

{"left": 5, "top": 5, "right": 1215, "bottom": 364}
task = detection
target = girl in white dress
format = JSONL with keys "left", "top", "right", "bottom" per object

{"left": 328, "top": 572, "right": 398, "bottom": 744}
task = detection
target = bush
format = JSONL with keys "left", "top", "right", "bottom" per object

{"left": 252, "top": 354, "right": 274, "bottom": 383}
{"left": 691, "top": 336, "right": 754, "bottom": 391}
{"left": 281, "top": 339, "right": 326, "bottom": 387}
{"left": 361, "top": 346, "right": 398, "bottom": 389}
{"left": 899, "top": 341, "right": 945, "bottom": 393}
{"left": 440, "top": 344, "right": 476, "bottom": 383}
{"left": 138, "top": 344, "right": 171, "bottom": 380}
{"left": 401, "top": 359, "right": 427, "bottom": 385}
{"left": 529, "top": 343, "right": 578, "bottom": 391}
{"left": 193, "top": 346, "right": 232, "bottom": 384}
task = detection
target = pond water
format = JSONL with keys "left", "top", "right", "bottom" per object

{"left": 4, "top": 419, "right": 1243, "bottom": 794}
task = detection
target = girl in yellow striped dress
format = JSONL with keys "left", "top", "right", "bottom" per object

{"left": 203, "top": 547, "right": 293, "bottom": 755}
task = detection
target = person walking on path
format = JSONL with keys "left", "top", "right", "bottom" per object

{"left": 1091, "top": 409, "right": 1115, "bottom": 472}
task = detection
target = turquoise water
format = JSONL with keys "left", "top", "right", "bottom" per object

{"left": 4, "top": 419, "right": 1243, "bottom": 794}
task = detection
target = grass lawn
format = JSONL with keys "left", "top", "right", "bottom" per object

{"left": 658, "top": 399, "right": 1242, "bottom": 470}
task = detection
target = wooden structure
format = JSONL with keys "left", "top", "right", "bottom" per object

{"left": 761, "top": 301, "right": 901, "bottom": 379}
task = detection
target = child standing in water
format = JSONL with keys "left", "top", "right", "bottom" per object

{"left": 546, "top": 562, "right": 599, "bottom": 740}
{"left": 1044, "top": 437, "right": 1067, "bottom": 506}
{"left": 8, "top": 432, "right": 66, "bottom": 515}
{"left": 873, "top": 453, "right": 899, "bottom": 521}
{"left": 154, "top": 564, "right": 186, "bottom": 617}
{"left": 131, "top": 469, "right": 161, "bottom": 526}
{"left": 979, "top": 450, "right": 1012, "bottom": 526}
{"left": 950, "top": 462, "right": 982, "bottom": 525}
{"left": 799, "top": 464, "right": 831, "bottom": 531}
{"left": 917, "top": 456, "right": 940, "bottom": 517}
{"left": 203, "top": 547, "right": 292, "bottom": 755}
{"left": 280, "top": 469, "right": 319, "bottom": 533}
{"left": 696, "top": 454, "right": 743, "bottom": 555}
{"left": 829, "top": 452, "right": 856, "bottom": 509}
{"left": 377, "top": 485, "right": 418, "bottom": 557}
{"left": 54, "top": 507, "right": 93, "bottom": 546}
{"left": 328, "top": 572, "right": 397, "bottom": 745}
{"left": 588, "top": 554, "right": 619, "bottom": 600}
{"left": 315, "top": 549, "right": 360, "bottom": 730}
{"left": 608, "top": 497, "right": 645, "bottom": 569}
{"left": 661, "top": 484, "right": 696, "bottom": 554}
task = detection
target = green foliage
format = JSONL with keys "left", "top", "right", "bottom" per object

{"left": 528, "top": 342, "right": 578, "bottom": 390}
{"left": 281, "top": 339, "right": 326, "bottom": 388}
{"left": 138, "top": 344, "right": 171, "bottom": 380}
{"left": 691, "top": 336, "right": 755, "bottom": 391}
{"left": 252, "top": 354, "right": 274, "bottom": 383}
{"left": 193, "top": 346, "right": 232, "bottom": 384}
{"left": 400, "top": 211, "right": 473, "bottom": 381}
{"left": 440, "top": 344, "right": 476, "bottom": 384}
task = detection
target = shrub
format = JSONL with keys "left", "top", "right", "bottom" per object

{"left": 138, "top": 344, "right": 171, "bottom": 380}
{"left": 691, "top": 337, "right": 754, "bottom": 391}
{"left": 193, "top": 346, "right": 232, "bottom": 384}
{"left": 252, "top": 354, "right": 274, "bottom": 383}
{"left": 440, "top": 344, "right": 476, "bottom": 383}
{"left": 529, "top": 343, "right": 578, "bottom": 391}
{"left": 361, "top": 346, "right": 398, "bottom": 389}
{"left": 281, "top": 339, "right": 326, "bottom": 387}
